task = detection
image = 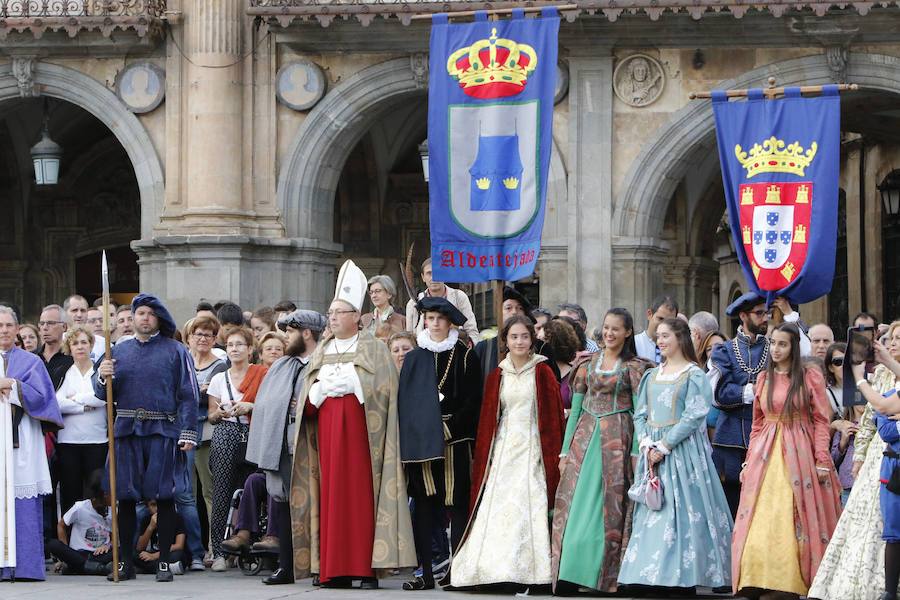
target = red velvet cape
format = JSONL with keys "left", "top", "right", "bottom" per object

{"left": 470, "top": 361, "right": 566, "bottom": 513}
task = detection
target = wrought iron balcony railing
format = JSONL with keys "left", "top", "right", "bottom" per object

{"left": 247, "top": 0, "right": 890, "bottom": 26}
{"left": 0, "top": 0, "right": 166, "bottom": 38}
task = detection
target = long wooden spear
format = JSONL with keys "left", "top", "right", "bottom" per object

{"left": 101, "top": 251, "right": 120, "bottom": 582}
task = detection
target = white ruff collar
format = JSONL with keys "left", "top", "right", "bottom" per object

{"left": 417, "top": 328, "right": 458, "bottom": 353}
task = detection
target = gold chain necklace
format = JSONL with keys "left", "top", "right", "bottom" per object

{"left": 435, "top": 344, "right": 456, "bottom": 400}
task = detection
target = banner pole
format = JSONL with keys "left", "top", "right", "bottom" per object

{"left": 410, "top": 3, "right": 576, "bottom": 20}
{"left": 690, "top": 82, "right": 858, "bottom": 100}
{"left": 101, "top": 252, "right": 120, "bottom": 583}
{"left": 492, "top": 280, "right": 504, "bottom": 354}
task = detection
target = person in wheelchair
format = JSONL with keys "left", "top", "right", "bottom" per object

{"left": 221, "top": 471, "right": 281, "bottom": 555}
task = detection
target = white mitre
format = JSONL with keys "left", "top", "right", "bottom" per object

{"left": 334, "top": 259, "right": 367, "bottom": 312}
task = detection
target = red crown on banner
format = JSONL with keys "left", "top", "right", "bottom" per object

{"left": 446, "top": 27, "right": 538, "bottom": 99}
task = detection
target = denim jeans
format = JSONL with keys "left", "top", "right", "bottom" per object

{"left": 176, "top": 448, "right": 205, "bottom": 561}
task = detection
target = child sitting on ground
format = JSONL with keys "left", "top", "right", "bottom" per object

{"left": 46, "top": 471, "right": 112, "bottom": 576}
{"left": 135, "top": 499, "right": 189, "bottom": 575}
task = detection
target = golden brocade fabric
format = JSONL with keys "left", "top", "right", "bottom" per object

{"left": 289, "top": 332, "right": 416, "bottom": 579}
{"left": 738, "top": 431, "right": 807, "bottom": 595}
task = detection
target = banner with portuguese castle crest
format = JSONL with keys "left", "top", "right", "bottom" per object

{"left": 712, "top": 86, "right": 840, "bottom": 304}
{"left": 428, "top": 8, "right": 559, "bottom": 282}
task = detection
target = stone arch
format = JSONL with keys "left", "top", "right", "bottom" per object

{"left": 613, "top": 51, "right": 900, "bottom": 243}
{"left": 277, "top": 57, "right": 570, "bottom": 243}
{"left": 0, "top": 61, "right": 164, "bottom": 239}
{"left": 277, "top": 58, "right": 425, "bottom": 240}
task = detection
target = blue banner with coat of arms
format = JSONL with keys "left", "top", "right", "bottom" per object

{"left": 712, "top": 86, "right": 840, "bottom": 305}
{"left": 428, "top": 8, "right": 559, "bottom": 283}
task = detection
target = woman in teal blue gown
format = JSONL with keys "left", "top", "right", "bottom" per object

{"left": 618, "top": 318, "right": 733, "bottom": 591}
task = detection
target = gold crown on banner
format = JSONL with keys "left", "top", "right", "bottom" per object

{"left": 734, "top": 136, "right": 818, "bottom": 178}
{"left": 447, "top": 27, "right": 538, "bottom": 98}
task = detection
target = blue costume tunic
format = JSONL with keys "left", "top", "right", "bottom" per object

{"left": 709, "top": 329, "right": 769, "bottom": 485}
{"left": 874, "top": 408, "right": 900, "bottom": 543}
{"left": 94, "top": 324, "right": 198, "bottom": 501}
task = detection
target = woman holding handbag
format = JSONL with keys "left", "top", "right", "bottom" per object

{"left": 206, "top": 326, "right": 267, "bottom": 572}
{"left": 618, "top": 318, "right": 733, "bottom": 592}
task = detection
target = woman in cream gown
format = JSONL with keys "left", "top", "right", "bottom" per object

{"left": 450, "top": 316, "right": 565, "bottom": 589}
{"left": 809, "top": 323, "right": 900, "bottom": 600}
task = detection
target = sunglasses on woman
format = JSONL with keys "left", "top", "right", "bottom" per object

{"left": 830, "top": 356, "right": 844, "bottom": 367}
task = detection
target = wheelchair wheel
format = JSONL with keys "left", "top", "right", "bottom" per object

{"left": 239, "top": 552, "right": 262, "bottom": 576}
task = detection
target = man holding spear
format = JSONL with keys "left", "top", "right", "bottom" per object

{"left": 95, "top": 292, "right": 198, "bottom": 582}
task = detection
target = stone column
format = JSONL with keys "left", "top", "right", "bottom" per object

{"left": 183, "top": 0, "right": 245, "bottom": 228}
{"left": 566, "top": 51, "right": 614, "bottom": 325}
{"left": 664, "top": 255, "right": 720, "bottom": 315}
{"left": 611, "top": 240, "right": 669, "bottom": 322}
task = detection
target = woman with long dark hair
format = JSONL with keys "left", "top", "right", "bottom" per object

{"left": 550, "top": 308, "right": 653, "bottom": 594}
{"left": 732, "top": 323, "right": 841, "bottom": 599}
{"left": 618, "top": 318, "right": 733, "bottom": 591}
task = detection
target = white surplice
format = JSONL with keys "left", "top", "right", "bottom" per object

{"left": 0, "top": 352, "right": 17, "bottom": 568}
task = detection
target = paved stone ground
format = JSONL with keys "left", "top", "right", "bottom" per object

{"left": 0, "top": 571, "right": 738, "bottom": 600}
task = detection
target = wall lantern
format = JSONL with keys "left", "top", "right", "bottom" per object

{"left": 418, "top": 139, "right": 429, "bottom": 183}
{"left": 30, "top": 100, "right": 62, "bottom": 186}
{"left": 878, "top": 169, "right": 900, "bottom": 221}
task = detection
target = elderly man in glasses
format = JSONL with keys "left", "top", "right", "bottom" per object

{"left": 37, "top": 304, "right": 73, "bottom": 391}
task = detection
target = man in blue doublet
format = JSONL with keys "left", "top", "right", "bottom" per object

{"left": 95, "top": 294, "right": 197, "bottom": 582}
{"left": 708, "top": 292, "right": 770, "bottom": 517}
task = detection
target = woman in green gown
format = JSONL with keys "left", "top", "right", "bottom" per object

{"left": 550, "top": 308, "right": 653, "bottom": 593}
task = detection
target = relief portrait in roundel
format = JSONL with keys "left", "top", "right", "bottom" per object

{"left": 613, "top": 54, "right": 666, "bottom": 107}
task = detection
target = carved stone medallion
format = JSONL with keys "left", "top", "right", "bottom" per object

{"left": 276, "top": 61, "right": 326, "bottom": 111}
{"left": 116, "top": 62, "right": 166, "bottom": 114}
{"left": 613, "top": 54, "right": 666, "bottom": 108}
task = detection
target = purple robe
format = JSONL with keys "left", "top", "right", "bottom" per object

{"left": 2, "top": 346, "right": 63, "bottom": 581}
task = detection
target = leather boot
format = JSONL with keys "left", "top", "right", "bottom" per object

{"left": 83, "top": 559, "right": 111, "bottom": 576}
{"left": 262, "top": 568, "right": 294, "bottom": 585}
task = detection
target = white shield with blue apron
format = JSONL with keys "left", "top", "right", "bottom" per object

{"left": 468, "top": 134, "right": 524, "bottom": 211}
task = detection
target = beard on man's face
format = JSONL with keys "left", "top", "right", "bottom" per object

{"left": 285, "top": 332, "right": 307, "bottom": 356}
{"left": 744, "top": 319, "right": 768, "bottom": 337}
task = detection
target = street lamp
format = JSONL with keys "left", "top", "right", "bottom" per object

{"left": 878, "top": 169, "right": 900, "bottom": 222}
{"left": 418, "top": 139, "right": 429, "bottom": 183}
{"left": 30, "top": 101, "right": 62, "bottom": 186}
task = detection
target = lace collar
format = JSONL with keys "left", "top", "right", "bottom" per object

{"left": 417, "top": 328, "right": 458, "bottom": 353}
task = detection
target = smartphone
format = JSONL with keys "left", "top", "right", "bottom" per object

{"left": 842, "top": 326, "right": 875, "bottom": 407}
{"left": 847, "top": 326, "right": 875, "bottom": 365}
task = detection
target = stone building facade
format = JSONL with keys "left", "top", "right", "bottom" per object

{"left": 1, "top": 0, "right": 898, "bottom": 332}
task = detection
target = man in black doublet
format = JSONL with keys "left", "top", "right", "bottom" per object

{"left": 398, "top": 297, "right": 482, "bottom": 591}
